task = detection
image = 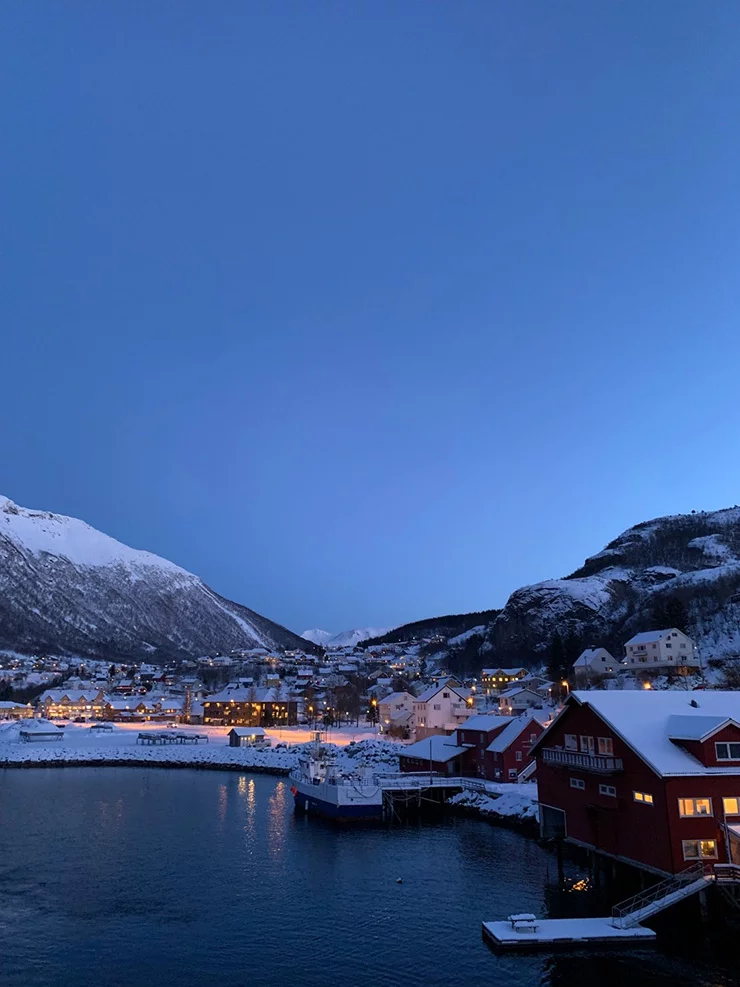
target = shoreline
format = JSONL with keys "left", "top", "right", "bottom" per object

{"left": 0, "top": 756, "right": 290, "bottom": 775}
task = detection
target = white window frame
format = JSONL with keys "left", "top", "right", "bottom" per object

{"left": 723, "top": 797, "right": 740, "bottom": 816}
{"left": 570, "top": 777, "right": 585, "bottom": 790}
{"left": 677, "top": 797, "right": 713, "bottom": 818}
{"left": 516, "top": 750, "right": 523, "bottom": 762}
{"left": 682, "top": 839, "right": 718, "bottom": 861}
{"left": 564, "top": 734, "right": 578, "bottom": 751}
{"left": 599, "top": 784, "right": 617, "bottom": 797}
{"left": 716, "top": 742, "right": 740, "bottom": 761}
{"left": 633, "top": 791, "right": 654, "bottom": 805}
{"left": 597, "top": 737, "right": 614, "bottom": 756}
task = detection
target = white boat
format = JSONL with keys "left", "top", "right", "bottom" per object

{"left": 289, "top": 733, "right": 383, "bottom": 821}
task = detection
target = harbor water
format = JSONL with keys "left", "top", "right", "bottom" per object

{"left": 0, "top": 768, "right": 738, "bottom": 987}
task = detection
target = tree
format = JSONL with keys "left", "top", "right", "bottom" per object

{"left": 548, "top": 632, "right": 567, "bottom": 683}
{"left": 665, "top": 596, "right": 689, "bottom": 634}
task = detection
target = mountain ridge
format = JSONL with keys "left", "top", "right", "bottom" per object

{"left": 0, "top": 496, "right": 313, "bottom": 661}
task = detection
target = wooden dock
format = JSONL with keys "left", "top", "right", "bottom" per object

{"left": 482, "top": 917, "right": 656, "bottom": 950}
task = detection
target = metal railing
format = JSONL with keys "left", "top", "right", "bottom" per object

{"left": 541, "top": 748, "right": 623, "bottom": 773}
{"left": 611, "top": 863, "right": 706, "bottom": 928}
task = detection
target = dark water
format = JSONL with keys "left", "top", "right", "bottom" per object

{"left": 0, "top": 769, "right": 738, "bottom": 987}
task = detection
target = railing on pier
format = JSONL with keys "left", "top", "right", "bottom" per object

{"left": 610, "top": 863, "right": 707, "bottom": 928}
{"left": 541, "top": 748, "right": 624, "bottom": 774}
{"left": 377, "top": 772, "right": 462, "bottom": 791}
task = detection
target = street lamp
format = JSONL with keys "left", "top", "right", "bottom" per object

{"left": 561, "top": 680, "right": 570, "bottom": 697}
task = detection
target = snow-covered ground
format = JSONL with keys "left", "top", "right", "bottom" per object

{"left": 448, "top": 782, "right": 539, "bottom": 823}
{"left": 0, "top": 719, "right": 403, "bottom": 773}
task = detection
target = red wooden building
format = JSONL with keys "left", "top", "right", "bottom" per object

{"left": 533, "top": 691, "right": 740, "bottom": 875}
{"left": 484, "top": 714, "right": 547, "bottom": 781}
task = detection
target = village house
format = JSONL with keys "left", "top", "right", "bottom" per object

{"left": 484, "top": 711, "right": 548, "bottom": 782}
{"left": 454, "top": 713, "right": 514, "bottom": 777}
{"left": 378, "top": 691, "right": 415, "bottom": 737}
{"left": 623, "top": 628, "right": 699, "bottom": 672}
{"left": 202, "top": 687, "right": 298, "bottom": 727}
{"left": 498, "top": 686, "right": 543, "bottom": 716}
{"left": 37, "top": 689, "right": 107, "bottom": 720}
{"left": 533, "top": 690, "right": 740, "bottom": 875}
{"left": 572, "top": 647, "right": 618, "bottom": 685}
{"left": 228, "top": 727, "right": 271, "bottom": 748}
{"left": 0, "top": 701, "right": 33, "bottom": 720}
{"left": 480, "top": 668, "right": 528, "bottom": 696}
{"left": 411, "top": 682, "right": 474, "bottom": 740}
{"left": 399, "top": 733, "right": 469, "bottom": 775}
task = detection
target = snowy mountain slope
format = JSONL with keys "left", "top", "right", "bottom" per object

{"left": 301, "top": 627, "right": 392, "bottom": 648}
{"left": 478, "top": 506, "right": 740, "bottom": 667}
{"left": 0, "top": 496, "right": 313, "bottom": 661}
{"left": 301, "top": 629, "right": 333, "bottom": 646}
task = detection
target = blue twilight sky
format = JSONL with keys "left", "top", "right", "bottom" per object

{"left": 2, "top": 2, "right": 740, "bottom": 636}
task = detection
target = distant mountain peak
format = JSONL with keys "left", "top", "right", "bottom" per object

{"left": 301, "top": 627, "right": 392, "bottom": 648}
{"left": 0, "top": 495, "right": 312, "bottom": 661}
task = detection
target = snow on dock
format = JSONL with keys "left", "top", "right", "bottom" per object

{"left": 482, "top": 917, "right": 656, "bottom": 950}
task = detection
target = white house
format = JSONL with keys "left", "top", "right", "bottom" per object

{"left": 623, "top": 628, "right": 699, "bottom": 671}
{"left": 573, "top": 647, "right": 618, "bottom": 684}
{"left": 378, "top": 691, "right": 415, "bottom": 736}
{"left": 498, "top": 686, "right": 543, "bottom": 716}
{"left": 412, "top": 683, "right": 474, "bottom": 740}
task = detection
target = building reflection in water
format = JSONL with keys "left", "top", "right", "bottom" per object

{"left": 267, "top": 781, "right": 287, "bottom": 858}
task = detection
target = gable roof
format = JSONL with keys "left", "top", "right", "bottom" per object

{"left": 379, "top": 692, "right": 413, "bottom": 705}
{"left": 400, "top": 734, "right": 466, "bottom": 762}
{"left": 414, "top": 682, "right": 465, "bottom": 704}
{"left": 574, "top": 648, "right": 614, "bottom": 666}
{"left": 456, "top": 713, "right": 511, "bottom": 733}
{"left": 486, "top": 710, "right": 548, "bottom": 752}
{"left": 625, "top": 629, "right": 675, "bottom": 646}
{"left": 535, "top": 691, "right": 740, "bottom": 777}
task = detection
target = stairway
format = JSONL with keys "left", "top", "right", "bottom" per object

{"left": 611, "top": 864, "right": 711, "bottom": 929}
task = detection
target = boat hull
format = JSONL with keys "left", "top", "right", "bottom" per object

{"left": 290, "top": 778, "right": 383, "bottom": 822}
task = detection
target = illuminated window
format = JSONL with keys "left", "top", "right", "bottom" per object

{"left": 723, "top": 797, "right": 740, "bottom": 815}
{"left": 597, "top": 737, "right": 614, "bottom": 756}
{"left": 682, "top": 839, "right": 717, "bottom": 861}
{"left": 633, "top": 791, "right": 654, "bottom": 805}
{"left": 678, "top": 798, "right": 713, "bottom": 817}
{"left": 716, "top": 742, "right": 740, "bottom": 761}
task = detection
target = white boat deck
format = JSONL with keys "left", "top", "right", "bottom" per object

{"left": 482, "top": 917, "right": 656, "bottom": 949}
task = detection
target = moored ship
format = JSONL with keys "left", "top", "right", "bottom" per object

{"left": 289, "top": 733, "right": 384, "bottom": 822}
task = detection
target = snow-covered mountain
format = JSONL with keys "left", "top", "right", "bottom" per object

{"left": 0, "top": 496, "right": 312, "bottom": 661}
{"left": 476, "top": 506, "right": 740, "bottom": 666}
{"left": 301, "top": 627, "right": 391, "bottom": 648}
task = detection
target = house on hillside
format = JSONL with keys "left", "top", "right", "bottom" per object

{"left": 623, "top": 628, "right": 699, "bottom": 672}
{"left": 498, "top": 686, "right": 542, "bottom": 716}
{"left": 533, "top": 690, "right": 740, "bottom": 875}
{"left": 480, "top": 668, "right": 528, "bottom": 696}
{"left": 411, "top": 683, "right": 473, "bottom": 740}
{"left": 378, "top": 692, "right": 415, "bottom": 737}
{"left": 573, "top": 647, "right": 618, "bottom": 685}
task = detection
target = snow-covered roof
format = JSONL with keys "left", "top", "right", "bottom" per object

{"left": 499, "top": 686, "right": 540, "bottom": 700}
{"left": 414, "top": 683, "right": 465, "bottom": 704}
{"left": 562, "top": 691, "right": 740, "bottom": 777}
{"left": 228, "top": 726, "right": 266, "bottom": 736}
{"left": 379, "top": 692, "right": 413, "bottom": 705}
{"left": 457, "top": 713, "right": 511, "bottom": 733}
{"left": 204, "top": 687, "right": 290, "bottom": 703}
{"left": 665, "top": 714, "right": 737, "bottom": 742}
{"left": 486, "top": 716, "right": 533, "bottom": 753}
{"left": 400, "top": 735, "right": 466, "bottom": 762}
{"left": 625, "top": 629, "right": 674, "bottom": 646}
{"left": 40, "top": 689, "right": 104, "bottom": 703}
{"left": 574, "top": 648, "right": 613, "bottom": 666}
{"left": 482, "top": 667, "right": 527, "bottom": 676}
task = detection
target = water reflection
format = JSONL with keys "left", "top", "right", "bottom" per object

{"left": 267, "top": 781, "right": 287, "bottom": 858}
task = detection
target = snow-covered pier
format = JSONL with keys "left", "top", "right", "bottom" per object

{"left": 482, "top": 917, "right": 656, "bottom": 950}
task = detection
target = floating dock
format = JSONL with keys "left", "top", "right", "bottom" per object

{"left": 482, "top": 917, "right": 656, "bottom": 950}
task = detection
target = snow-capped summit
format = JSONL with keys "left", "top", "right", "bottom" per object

{"left": 301, "top": 627, "right": 392, "bottom": 648}
{"left": 0, "top": 495, "right": 312, "bottom": 661}
{"left": 301, "top": 629, "right": 333, "bottom": 646}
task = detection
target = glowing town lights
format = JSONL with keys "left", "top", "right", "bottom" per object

{"left": 643, "top": 681, "right": 652, "bottom": 690}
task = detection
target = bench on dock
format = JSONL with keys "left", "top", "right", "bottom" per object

{"left": 508, "top": 913, "right": 539, "bottom": 933}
